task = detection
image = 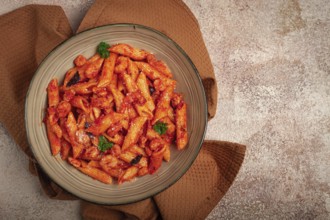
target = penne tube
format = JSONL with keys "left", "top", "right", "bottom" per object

{"left": 47, "top": 79, "right": 60, "bottom": 107}
{"left": 117, "top": 75, "right": 125, "bottom": 92}
{"left": 81, "top": 146, "right": 101, "bottom": 161}
{"left": 60, "top": 139, "right": 71, "bottom": 160}
{"left": 88, "top": 160, "right": 102, "bottom": 169}
{"left": 153, "top": 78, "right": 176, "bottom": 92}
{"left": 146, "top": 54, "right": 173, "bottom": 78}
{"left": 121, "top": 72, "right": 138, "bottom": 93}
{"left": 84, "top": 57, "right": 104, "bottom": 79}
{"left": 104, "top": 133, "right": 124, "bottom": 145}
{"left": 65, "top": 112, "right": 78, "bottom": 144}
{"left": 146, "top": 123, "right": 161, "bottom": 140}
{"left": 122, "top": 116, "right": 148, "bottom": 150}
{"left": 127, "top": 59, "right": 139, "bottom": 81}
{"left": 46, "top": 118, "right": 61, "bottom": 156}
{"left": 136, "top": 72, "right": 155, "bottom": 112}
{"left": 92, "top": 107, "right": 101, "bottom": 119}
{"left": 175, "top": 102, "right": 188, "bottom": 150}
{"left": 47, "top": 107, "right": 58, "bottom": 125}
{"left": 137, "top": 156, "right": 148, "bottom": 168}
{"left": 110, "top": 44, "right": 148, "bottom": 61}
{"left": 114, "top": 56, "right": 129, "bottom": 74}
{"left": 56, "top": 101, "right": 71, "bottom": 118}
{"left": 135, "top": 103, "right": 153, "bottom": 119}
{"left": 63, "top": 68, "right": 78, "bottom": 87}
{"left": 119, "top": 151, "right": 137, "bottom": 163}
{"left": 71, "top": 142, "right": 84, "bottom": 159}
{"left": 109, "top": 86, "right": 124, "bottom": 112}
{"left": 152, "top": 86, "right": 174, "bottom": 124}
{"left": 129, "top": 144, "right": 146, "bottom": 157}
{"left": 98, "top": 53, "right": 117, "bottom": 88}
{"left": 78, "top": 165, "right": 113, "bottom": 184}
{"left": 86, "top": 112, "right": 127, "bottom": 135}
{"left": 118, "top": 166, "right": 139, "bottom": 184}
{"left": 148, "top": 143, "right": 166, "bottom": 174}
{"left": 70, "top": 96, "right": 90, "bottom": 113}
{"left": 163, "top": 143, "right": 171, "bottom": 162}
{"left": 74, "top": 55, "right": 87, "bottom": 67}
{"left": 100, "top": 155, "right": 119, "bottom": 171}
{"left": 138, "top": 167, "right": 149, "bottom": 177}
{"left": 51, "top": 123, "right": 62, "bottom": 139}
{"left": 135, "top": 62, "right": 167, "bottom": 81}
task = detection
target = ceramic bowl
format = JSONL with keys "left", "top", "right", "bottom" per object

{"left": 25, "top": 24, "right": 207, "bottom": 205}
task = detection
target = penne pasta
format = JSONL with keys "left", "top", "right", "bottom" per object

{"left": 114, "top": 56, "right": 129, "bottom": 74}
{"left": 86, "top": 112, "right": 127, "bottom": 136}
{"left": 110, "top": 43, "right": 148, "bottom": 61}
{"left": 135, "top": 62, "right": 167, "bottom": 81}
{"left": 74, "top": 55, "right": 87, "bottom": 67}
{"left": 46, "top": 118, "right": 61, "bottom": 156}
{"left": 109, "top": 86, "right": 124, "bottom": 112}
{"left": 118, "top": 166, "right": 139, "bottom": 184}
{"left": 127, "top": 59, "right": 139, "bottom": 81}
{"left": 152, "top": 86, "right": 174, "bottom": 124}
{"left": 163, "top": 143, "right": 171, "bottom": 162}
{"left": 136, "top": 72, "right": 155, "bottom": 112}
{"left": 121, "top": 72, "right": 138, "bottom": 93}
{"left": 84, "top": 57, "right": 104, "bottom": 79}
{"left": 122, "top": 116, "right": 148, "bottom": 151}
{"left": 47, "top": 79, "right": 60, "bottom": 107}
{"left": 63, "top": 68, "right": 78, "bottom": 88}
{"left": 70, "top": 96, "right": 90, "bottom": 113}
{"left": 146, "top": 53, "right": 173, "bottom": 78}
{"left": 65, "top": 112, "right": 78, "bottom": 144}
{"left": 60, "top": 139, "right": 71, "bottom": 160}
{"left": 45, "top": 42, "right": 188, "bottom": 184}
{"left": 56, "top": 101, "right": 71, "bottom": 118}
{"left": 98, "top": 53, "right": 117, "bottom": 88}
{"left": 175, "top": 102, "right": 188, "bottom": 150}
{"left": 51, "top": 123, "right": 62, "bottom": 139}
{"left": 68, "top": 157, "right": 112, "bottom": 184}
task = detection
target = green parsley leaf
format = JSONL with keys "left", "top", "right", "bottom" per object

{"left": 98, "top": 135, "right": 114, "bottom": 152}
{"left": 97, "top": 42, "right": 110, "bottom": 58}
{"left": 153, "top": 121, "right": 168, "bottom": 135}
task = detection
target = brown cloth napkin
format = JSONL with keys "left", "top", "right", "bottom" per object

{"left": 0, "top": 1, "right": 246, "bottom": 219}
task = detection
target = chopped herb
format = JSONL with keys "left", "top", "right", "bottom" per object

{"left": 149, "top": 87, "right": 155, "bottom": 94}
{"left": 67, "top": 72, "right": 80, "bottom": 87}
{"left": 153, "top": 121, "right": 168, "bottom": 135}
{"left": 130, "top": 155, "right": 142, "bottom": 165}
{"left": 97, "top": 42, "right": 110, "bottom": 58}
{"left": 86, "top": 132, "right": 94, "bottom": 138}
{"left": 98, "top": 135, "right": 114, "bottom": 152}
{"left": 84, "top": 122, "right": 91, "bottom": 129}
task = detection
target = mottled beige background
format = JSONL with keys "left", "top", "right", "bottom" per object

{"left": 0, "top": 0, "right": 329, "bottom": 219}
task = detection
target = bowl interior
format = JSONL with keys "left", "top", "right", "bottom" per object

{"left": 25, "top": 24, "right": 207, "bottom": 205}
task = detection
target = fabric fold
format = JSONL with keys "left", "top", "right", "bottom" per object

{"left": 0, "top": 4, "right": 72, "bottom": 160}
{"left": 79, "top": 140, "right": 245, "bottom": 220}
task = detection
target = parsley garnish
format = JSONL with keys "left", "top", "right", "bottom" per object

{"left": 97, "top": 42, "right": 110, "bottom": 58}
{"left": 153, "top": 121, "right": 168, "bottom": 135}
{"left": 98, "top": 135, "right": 114, "bottom": 152}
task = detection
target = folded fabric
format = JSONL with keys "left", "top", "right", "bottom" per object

{"left": 0, "top": 1, "right": 246, "bottom": 219}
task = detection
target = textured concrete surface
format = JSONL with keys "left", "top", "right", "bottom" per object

{"left": 1, "top": 0, "right": 329, "bottom": 219}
